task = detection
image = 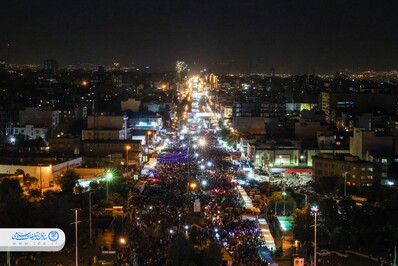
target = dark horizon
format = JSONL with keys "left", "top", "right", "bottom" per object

{"left": 1, "top": 0, "right": 398, "bottom": 74}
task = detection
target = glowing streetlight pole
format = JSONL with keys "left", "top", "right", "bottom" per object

{"left": 312, "top": 206, "right": 319, "bottom": 266}
{"left": 38, "top": 164, "right": 43, "bottom": 197}
{"left": 126, "top": 145, "right": 131, "bottom": 178}
{"left": 344, "top": 172, "right": 348, "bottom": 197}
{"left": 89, "top": 192, "right": 93, "bottom": 244}
{"left": 106, "top": 172, "right": 113, "bottom": 201}
{"left": 70, "top": 209, "right": 81, "bottom": 266}
{"left": 282, "top": 181, "right": 286, "bottom": 216}
{"left": 75, "top": 209, "right": 78, "bottom": 266}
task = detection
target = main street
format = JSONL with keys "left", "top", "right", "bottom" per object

{"left": 116, "top": 76, "right": 274, "bottom": 265}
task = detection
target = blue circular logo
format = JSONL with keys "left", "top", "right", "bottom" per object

{"left": 48, "top": 231, "right": 59, "bottom": 242}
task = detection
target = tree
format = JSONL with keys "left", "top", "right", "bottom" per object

{"left": 269, "top": 191, "right": 297, "bottom": 215}
{"left": 202, "top": 242, "right": 222, "bottom": 266}
{"left": 89, "top": 180, "right": 99, "bottom": 190}
{"left": 292, "top": 206, "right": 313, "bottom": 243}
{"left": 0, "top": 178, "right": 29, "bottom": 227}
{"left": 314, "top": 176, "right": 339, "bottom": 194}
{"left": 23, "top": 174, "right": 38, "bottom": 190}
{"left": 108, "top": 192, "right": 125, "bottom": 206}
{"left": 55, "top": 169, "right": 80, "bottom": 195}
{"left": 167, "top": 235, "right": 197, "bottom": 266}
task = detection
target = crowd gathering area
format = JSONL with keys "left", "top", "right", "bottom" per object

{"left": 114, "top": 131, "right": 277, "bottom": 266}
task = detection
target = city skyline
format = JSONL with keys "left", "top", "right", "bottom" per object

{"left": 1, "top": 0, "right": 398, "bottom": 74}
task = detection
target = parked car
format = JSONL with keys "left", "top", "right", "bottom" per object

{"left": 317, "top": 249, "right": 331, "bottom": 256}
{"left": 335, "top": 250, "right": 350, "bottom": 258}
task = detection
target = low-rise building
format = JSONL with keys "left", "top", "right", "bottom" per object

{"left": 312, "top": 153, "right": 382, "bottom": 189}
{"left": 14, "top": 125, "right": 48, "bottom": 140}
{"left": 0, "top": 157, "right": 82, "bottom": 190}
{"left": 129, "top": 115, "right": 162, "bottom": 131}
{"left": 350, "top": 128, "right": 394, "bottom": 160}
{"left": 82, "top": 129, "right": 124, "bottom": 141}
{"left": 48, "top": 135, "right": 81, "bottom": 155}
{"left": 82, "top": 139, "right": 141, "bottom": 167}
{"left": 295, "top": 120, "right": 329, "bottom": 139}
{"left": 18, "top": 107, "right": 59, "bottom": 136}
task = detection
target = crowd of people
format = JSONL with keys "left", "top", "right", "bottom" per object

{"left": 112, "top": 130, "right": 273, "bottom": 265}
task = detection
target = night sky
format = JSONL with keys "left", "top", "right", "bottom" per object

{"left": 1, "top": 0, "right": 398, "bottom": 73}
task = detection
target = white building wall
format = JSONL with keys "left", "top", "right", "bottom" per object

{"left": 14, "top": 125, "right": 48, "bottom": 140}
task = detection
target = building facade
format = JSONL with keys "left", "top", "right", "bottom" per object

{"left": 14, "top": 125, "right": 48, "bottom": 140}
{"left": 312, "top": 154, "right": 382, "bottom": 189}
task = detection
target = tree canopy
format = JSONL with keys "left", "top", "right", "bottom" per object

{"left": 55, "top": 169, "right": 80, "bottom": 195}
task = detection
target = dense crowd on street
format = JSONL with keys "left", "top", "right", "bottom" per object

{"left": 114, "top": 131, "right": 270, "bottom": 265}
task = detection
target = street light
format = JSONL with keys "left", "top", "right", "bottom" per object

{"left": 187, "top": 182, "right": 197, "bottom": 198}
{"left": 343, "top": 172, "right": 348, "bottom": 197}
{"left": 282, "top": 183, "right": 287, "bottom": 216}
{"left": 311, "top": 206, "right": 319, "bottom": 266}
{"left": 126, "top": 145, "right": 131, "bottom": 178}
{"left": 89, "top": 192, "right": 93, "bottom": 244}
{"left": 70, "top": 209, "right": 81, "bottom": 266}
{"left": 38, "top": 164, "right": 43, "bottom": 197}
{"left": 198, "top": 138, "right": 206, "bottom": 147}
{"left": 106, "top": 171, "right": 113, "bottom": 201}
{"left": 189, "top": 182, "right": 197, "bottom": 190}
{"left": 147, "top": 131, "right": 152, "bottom": 145}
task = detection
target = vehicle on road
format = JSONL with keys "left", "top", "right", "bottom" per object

{"left": 317, "top": 249, "right": 331, "bottom": 256}
{"left": 334, "top": 250, "right": 350, "bottom": 258}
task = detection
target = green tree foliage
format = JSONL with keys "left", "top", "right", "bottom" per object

{"left": 269, "top": 191, "right": 297, "bottom": 215}
{"left": 29, "top": 189, "right": 41, "bottom": 198}
{"left": 294, "top": 192, "right": 398, "bottom": 254}
{"left": 55, "top": 169, "right": 80, "bottom": 195}
{"left": 314, "top": 176, "right": 339, "bottom": 194}
{"left": 15, "top": 169, "right": 38, "bottom": 190}
{"left": 0, "top": 178, "right": 29, "bottom": 227}
{"left": 167, "top": 235, "right": 197, "bottom": 266}
{"left": 108, "top": 192, "right": 126, "bottom": 206}
{"left": 202, "top": 242, "right": 222, "bottom": 266}
{"left": 292, "top": 206, "right": 313, "bottom": 243}
{"left": 259, "top": 182, "right": 280, "bottom": 196}
{"left": 23, "top": 174, "right": 38, "bottom": 190}
{"left": 89, "top": 180, "right": 99, "bottom": 190}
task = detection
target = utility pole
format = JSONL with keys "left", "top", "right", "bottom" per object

{"left": 283, "top": 180, "right": 286, "bottom": 216}
{"left": 38, "top": 164, "right": 43, "bottom": 197}
{"left": 312, "top": 206, "right": 319, "bottom": 266}
{"left": 89, "top": 192, "right": 93, "bottom": 244}
{"left": 71, "top": 209, "right": 81, "bottom": 266}
{"left": 344, "top": 172, "right": 348, "bottom": 197}
{"left": 75, "top": 209, "right": 78, "bottom": 266}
